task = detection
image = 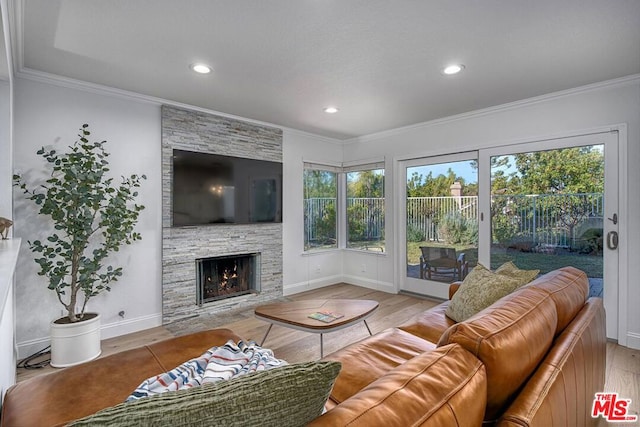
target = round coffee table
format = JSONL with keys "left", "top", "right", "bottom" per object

{"left": 254, "top": 299, "right": 379, "bottom": 358}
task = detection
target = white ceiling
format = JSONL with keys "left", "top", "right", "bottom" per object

{"left": 12, "top": 0, "right": 640, "bottom": 140}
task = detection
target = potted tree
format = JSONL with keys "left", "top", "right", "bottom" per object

{"left": 14, "top": 124, "right": 146, "bottom": 367}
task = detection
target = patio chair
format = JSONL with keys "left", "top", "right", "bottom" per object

{"left": 419, "top": 246, "right": 468, "bottom": 281}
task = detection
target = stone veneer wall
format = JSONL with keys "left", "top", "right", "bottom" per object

{"left": 162, "top": 105, "right": 283, "bottom": 324}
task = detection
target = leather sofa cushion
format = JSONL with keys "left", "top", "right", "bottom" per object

{"left": 309, "top": 344, "right": 487, "bottom": 427}
{"left": 1, "top": 329, "right": 241, "bottom": 427}
{"left": 523, "top": 266, "right": 588, "bottom": 335}
{"left": 497, "top": 298, "right": 606, "bottom": 427}
{"left": 323, "top": 328, "right": 436, "bottom": 405}
{"left": 397, "top": 301, "right": 455, "bottom": 343}
{"left": 438, "top": 287, "right": 558, "bottom": 422}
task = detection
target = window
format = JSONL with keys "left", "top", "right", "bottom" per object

{"left": 346, "top": 163, "right": 385, "bottom": 252}
{"left": 303, "top": 163, "right": 338, "bottom": 251}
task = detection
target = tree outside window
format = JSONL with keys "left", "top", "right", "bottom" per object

{"left": 303, "top": 167, "right": 337, "bottom": 251}
{"left": 346, "top": 167, "right": 385, "bottom": 252}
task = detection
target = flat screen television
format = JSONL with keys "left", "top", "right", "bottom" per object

{"left": 172, "top": 149, "right": 282, "bottom": 226}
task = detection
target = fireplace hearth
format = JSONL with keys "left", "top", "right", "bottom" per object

{"left": 196, "top": 253, "right": 261, "bottom": 305}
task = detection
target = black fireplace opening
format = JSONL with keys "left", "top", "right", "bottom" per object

{"left": 196, "top": 253, "right": 261, "bottom": 305}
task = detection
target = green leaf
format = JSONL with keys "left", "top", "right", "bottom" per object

{"left": 18, "top": 123, "right": 146, "bottom": 318}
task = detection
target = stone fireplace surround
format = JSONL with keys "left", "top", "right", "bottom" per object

{"left": 162, "top": 105, "right": 283, "bottom": 324}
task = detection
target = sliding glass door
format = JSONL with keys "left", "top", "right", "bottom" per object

{"left": 400, "top": 153, "right": 478, "bottom": 298}
{"left": 479, "top": 132, "right": 619, "bottom": 339}
{"left": 399, "top": 131, "right": 620, "bottom": 339}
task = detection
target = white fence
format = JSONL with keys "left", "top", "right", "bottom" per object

{"left": 491, "top": 193, "right": 603, "bottom": 247}
{"left": 305, "top": 193, "right": 603, "bottom": 247}
{"left": 407, "top": 196, "right": 478, "bottom": 242}
{"left": 303, "top": 197, "right": 385, "bottom": 244}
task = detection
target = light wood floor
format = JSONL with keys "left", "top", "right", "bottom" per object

{"left": 16, "top": 283, "right": 640, "bottom": 423}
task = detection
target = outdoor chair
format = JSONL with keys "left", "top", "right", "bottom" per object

{"left": 419, "top": 246, "right": 468, "bottom": 281}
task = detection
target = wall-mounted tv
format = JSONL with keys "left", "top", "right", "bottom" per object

{"left": 172, "top": 149, "right": 282, "bottom": 227}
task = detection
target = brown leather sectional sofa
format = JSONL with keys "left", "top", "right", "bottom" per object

{"left": 1, "top": 266, "right": 605, "bottom": 426}
{"left": 311, "top": 266, "right": 606, "bottom": 426}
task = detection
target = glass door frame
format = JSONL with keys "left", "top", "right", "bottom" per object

{"left": 478, "top": 131, "right": 620, "bottom": 340}
{"left": 395, "top": 128, "right": 626, "bottom": 342}
{"left": 398, "top": 151, "right": 479, "bottom": 299}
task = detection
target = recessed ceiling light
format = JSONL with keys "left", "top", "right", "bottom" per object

{"left": 190, "top": 63, "right": 212, "bottom": 74}
{"left": 324, "top": 106, "right": 339, "bottom": 114}
{"left": 443, "top": 64, "right": 465, "bottom": 75}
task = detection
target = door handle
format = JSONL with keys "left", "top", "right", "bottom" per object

{"left": 606, "top": 231, "right": 619, "bottom": 250}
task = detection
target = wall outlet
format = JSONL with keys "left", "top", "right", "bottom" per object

{"left": 315, "top": 265, "right": 321, "bottom": 273}
{"left": 360, "top": 263, "right": 366, "bottom": 272}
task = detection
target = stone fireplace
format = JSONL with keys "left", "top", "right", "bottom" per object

{"left": 197, "top": 253, "right": 261, "bottom": 305}
{"left": 161, "top": 105, "right": 283, "bottom": 324}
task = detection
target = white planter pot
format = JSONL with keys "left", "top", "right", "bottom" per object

{"left": 50, "top": 313, "right": 102, "bottom": 368}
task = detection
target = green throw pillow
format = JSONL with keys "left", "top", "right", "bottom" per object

{"left": 69, "top": 360, "right": 341, "bottom": 427}
{"left": 445, "top": 263, "right": 521, "bottom": 322}
{"left": 495, "top": 261, "right": 540, "bottom": 285}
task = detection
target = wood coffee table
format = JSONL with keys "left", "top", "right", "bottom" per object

{"left": 254, "top": 299, "right": 379, "bottom": 358}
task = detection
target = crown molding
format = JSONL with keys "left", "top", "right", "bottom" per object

{"left": 17, "top": 67, "right": 290, "bottom": 130}
{"left": 17, "top": 66, "right": 346, "bottom": 144}
{"left": 7, "top": 0, "right": 344, "bottom": 145}
{"left": 344, "top": 74, "right": 640, "bottom": 145}
{"left": 282, "top": 127, "right": 343, "bottom": 145}
{"left": 8, "top": 0, "right": 638, "bottom": 147}
{"left": 7, "top": 0, "right": 328, "bottom": 138}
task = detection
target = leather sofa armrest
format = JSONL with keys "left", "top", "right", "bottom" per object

{"left": 449, "top": 282, "right": 463, "bottom": 299}
{"left": 1, "top": 329, "right": 242, "bottom": 427}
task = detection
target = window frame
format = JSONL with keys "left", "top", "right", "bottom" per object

{"left": 344, "top": 161, "right": 386, "bottom": 253}
{"left": 303, "top": 162, "right": 340, "bottom": 252}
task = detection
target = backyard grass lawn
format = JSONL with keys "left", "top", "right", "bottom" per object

{"left": 407, "top": 241, "right": 603, "bottom": 278}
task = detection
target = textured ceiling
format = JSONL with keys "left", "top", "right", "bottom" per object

{"left": 14, "top": 0, "right": 640, "bottom": 139}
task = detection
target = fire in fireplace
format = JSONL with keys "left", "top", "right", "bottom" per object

{"left": 196, "top": 253, "right": 261, "bottom": 305}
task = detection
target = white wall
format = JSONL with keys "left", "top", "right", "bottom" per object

{"left": 0, "top": 80, "right": 10, "bottom": 219}
{"left": 10, "top": 74, "right": 640, "bottom": 357}
{"left": 13, "top": 78, "right": 163, "bottom": 357}
{"left": 282, "top": 129, "right": 345, "bottom": 294}
{"left": 342, "top": 76, "right": 640, "bottom": 348}
{"left": 11, "top": 77, "right": 346, "bottom": 357}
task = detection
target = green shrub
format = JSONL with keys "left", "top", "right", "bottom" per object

{"left": 347, "top": 204, "right": 366, "bottom": 241}
{"left": 491, "top": 215, "right": 518, "bottom": 246}
{"left": 439, "top": 212, "right": 477, "bottom": 245}
{"left": 507, "top": 233, "right": 536, "bottom": 252}
{"left": 406, "top": 224, "right": 425, "bottom": 242}
{"left": 463, "top": 220, "right": 478, "bottom": 245}
{"left": 573, "top": 228, "right": 603, "bottom": 255}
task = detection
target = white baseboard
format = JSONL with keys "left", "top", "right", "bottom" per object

{"left": 16, "top": 336, "right": 51, "bottom": 361}
{"left": 284, "top": 275, "right": 396, "bottom": 296}
{"left": 283, "top": 275, "right": 344, "bottom": 296}
{"left": 625, "top": 332, "right": 640, "bottom": 350}
{"left": 341, "top": 275, "right": 396, "bottom": 293}
{"left": 100, "top": 313, "right": 163, "bottom": 340}
{"left": 16, "top": 313, "right": 163, "bottom": 360}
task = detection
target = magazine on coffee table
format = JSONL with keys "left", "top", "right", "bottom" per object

{"left": 308, "top": 310, "right": 344, "bottom": 323}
